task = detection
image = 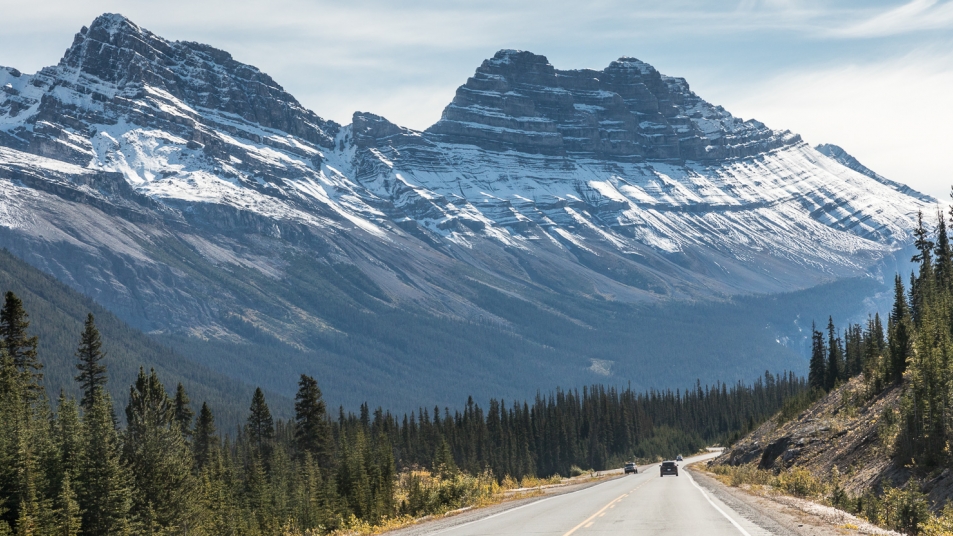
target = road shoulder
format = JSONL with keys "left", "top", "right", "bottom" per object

{"left": 689, "top": 468, "right": 900, "bottom": 536}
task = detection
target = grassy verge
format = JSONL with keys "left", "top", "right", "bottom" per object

{"left": 704, "top": 464, "right": 953, "bottom": 535}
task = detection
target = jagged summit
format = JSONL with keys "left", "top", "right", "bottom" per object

{"left": 425, "top": 49, "right": 797, "bottom": 161}
{"left": 0, "top": 12, "right": 339, "bottom": 167}
{"left": 0, "top": 14, "right": 936, "bottom": 372}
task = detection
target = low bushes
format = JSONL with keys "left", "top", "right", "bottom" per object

{"left": 709, "top": 464, "right": 937, "bottom": 535}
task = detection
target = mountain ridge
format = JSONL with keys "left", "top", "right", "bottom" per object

{"left": 0, "top": 13, "right": 935, "bottom": 407}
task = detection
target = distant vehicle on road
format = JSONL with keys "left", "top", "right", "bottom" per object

{"left": 624, "top": 462, "right": 638, "bottom": 474}
{"left": 676, "top": 454, "right": 683, "bottom": 461}
{"left": 660, "top": 461, "right": 678, "bottom": 477}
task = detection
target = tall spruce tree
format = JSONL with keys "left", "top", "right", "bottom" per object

{"left": 75, "top": 313, "right": 107, "bottom": 412}
{"left": 124, "top": 368, "right": 194, "bottom": 532}
{"left": 79, "top": 389, "right": 131, "bottom": 536}
{"left": 934, "top": 210, "right": 953, "bottom": 291}
{"left": 0, "top": 292, "right": 41, "bottom": 396}
{"left": 294, "top": 374, "right": 332, "bottom": 467}
{"left": 825, "top": 317, "right": 844, "bottom": 389}
{"left": 55, "top": 474, "right": 81, "bottom": 536}
{"left": 911, "top": 211, "right": 935, "bottom": 326}
{"left": 247, "top": 387, "right": 274, "bottom": 455}
{"left": 173, "top": 383, "right": 193, "bottom": 438}
{"left": 193, "top": 402, "right": 216, "bottom": 470}
{"left": 53, "top": 394, "right": 83, "bottom": 490}
{"left": 888, "top": 275, "right": 912, "bottom": 383}
{"left": 808, "top": 322, "right": 827, "bottom": 391}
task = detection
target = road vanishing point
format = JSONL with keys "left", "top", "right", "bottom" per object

{"left": 416, "top": 452, "right": 775, "bottom": 536}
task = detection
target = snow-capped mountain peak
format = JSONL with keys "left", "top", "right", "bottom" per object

{"left": 0, "top": 14, "right": 935, "bottom": 341}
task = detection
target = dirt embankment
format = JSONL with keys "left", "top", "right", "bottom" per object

{"left": 713, "top": 376, "right": 953, "bottom": 509}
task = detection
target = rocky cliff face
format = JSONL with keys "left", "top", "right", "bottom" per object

{"left": 426, "top": 50, "right": 794, "bottom": 161}
{"left": 0, "top": 14, "right": 937, "bottom": 406}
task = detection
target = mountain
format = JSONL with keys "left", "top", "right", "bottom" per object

{"left": 0, "top": 14, "right": 935, "bottom": 409}
{"left": 815, "top": 143, "right": 934, "bottom": 203}
{"left": 0, "top": 247, "right": 274, "bottom": 427}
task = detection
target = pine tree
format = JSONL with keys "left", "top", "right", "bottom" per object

{"left": 193, "top": 402, "right": 216, "bottom": 471}
{"left": 53, "top": 394, "right": 83, "bottom": 490}
{"left": 246, "top": 387, "right": 274, "bottom": 455}
{"left": 808, "top": 322, "right": 827, "bottom": 391}
{"left": 0, "top": 292, "right": 41, "bottom": 396}
{"left": 934, "top": 210, "right": 953, "bottom": 291}
{"left": 123, "top": 368, "right": 194, "bottom": 532}
{"left": 74, "top": 313, "right": 107, "bottom": 412}
{"left": 173, "top": 383, "right": 193, "bottom": 438}
{"left": 294, "top": 374, "right": 332, "bottom": 467}
{"left": 79, "top": 389, "right": 131, "bottom": 536}
{"left": 55, "top": 474, "right": 81, "bottom": 536}
{"left": 911, "top": 212, "right": 935, "bottom": 326}
{"left": 888, "top": 275, "right": 912, "bottom": 383}
{"left": 0, "top": 345, "right": 20, "bottom": 530}
{"left": 825, "top": 317, "right": 844, "bottom": 389}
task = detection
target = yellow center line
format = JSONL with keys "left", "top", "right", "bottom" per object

{"left": 562, "top": 493, "right": 627, "bottom": 536}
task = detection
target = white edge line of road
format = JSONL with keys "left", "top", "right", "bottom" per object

{"left": 686, "top": 469, "right": 753, "bottom": 536}
{"left": 433, "top": 493, "right": 562, "bottom": 534}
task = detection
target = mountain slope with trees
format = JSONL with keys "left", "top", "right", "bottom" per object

{"left": 714, "top": 209, "right": 953, "bottom": 535}
{"left": 0, "top": 247, "right": 272, "bottom": 426}
{"left": 0, "top": 285, "right": 808, "bottom": 534}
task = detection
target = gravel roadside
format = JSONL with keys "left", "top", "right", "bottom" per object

{"left": 689, "top": 468, "right": 901, "bottom": 536}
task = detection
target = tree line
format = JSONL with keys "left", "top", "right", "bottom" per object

{"left": 0, "top": 289, "right": 807, "bottom": 534}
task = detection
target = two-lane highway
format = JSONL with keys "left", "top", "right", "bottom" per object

{"left": 426, "top": 453, "right": 772, "bottom": 535}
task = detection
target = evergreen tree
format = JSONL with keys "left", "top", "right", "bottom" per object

{"left": 74, "top": 313, "right": 107, "bottom": 412}
{"left": 123, "top": 368, "right": 194, "bottom": 532}
{"left": 0, "top": 346, "right": 20, "bottom": 530}
{"left": 911, "top": 212, "right": 935, "bottom": 326}
{"left": 55, "top": 474, "right": 81, "bottom": 536}
{"left": 0, "top": 292, "right": 41, "bottom": 396}
{"left": 888, "top": 275, "right": 912, "bottom": 383}
{"left": 173, "top": 383, "right": 193, "bottom": 438}
{"left": 193, "top": 402, "right": 216, "bottom": 471}
{"left": 934, "top": 210, "right": 953, "bottom": 291}
{"left": 53, "top": 394, "right": 83, "bottom": 491}
{"left": 294, "top": 374, "right": 332, "bottom": 467}
{"left": 825, "top": 317, "right": 844, "bottom": 389}
{"left": 808, "top": 322, "right": 827, "bottom": 391}
{"left": 247, "top": 388, "right": 274, "bottom": 455}
{"left": 79, "top": 389, "right": 131, "bottom": 536}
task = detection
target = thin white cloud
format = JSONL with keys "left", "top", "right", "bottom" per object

{"left": 833, "top": 0, "right": 953, "bottom": 38}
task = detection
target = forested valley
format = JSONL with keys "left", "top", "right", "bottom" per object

{"left": 0, "top": 289, "right": 807, "bottom": 535}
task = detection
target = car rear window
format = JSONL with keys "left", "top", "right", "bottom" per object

{"left": 662, "top": 461, "right": 676, "bottom": 467}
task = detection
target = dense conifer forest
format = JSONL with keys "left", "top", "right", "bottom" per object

{"left": 0, "top": 288, "right": 807, "bottom": 534}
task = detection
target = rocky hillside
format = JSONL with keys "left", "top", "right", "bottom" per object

{"left": 0, "top": 13, "right": 936, "bottom": 407}
{"left": 714, "top": 377, "right": 953, "bottom": 510}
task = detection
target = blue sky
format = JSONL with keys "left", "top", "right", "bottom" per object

{"left": 1, "top": 0, "right": 951, "bottom": 198}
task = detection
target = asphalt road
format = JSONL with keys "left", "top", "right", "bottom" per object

{"left": 428, "top": 452, "right": 774, "bottom": 536}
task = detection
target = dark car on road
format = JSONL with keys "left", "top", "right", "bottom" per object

{"left": 624, "top": 462, "right": 638, "bottom": 474}
{"left": 660, "top": 461, "right": 678, "bottom": 477}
